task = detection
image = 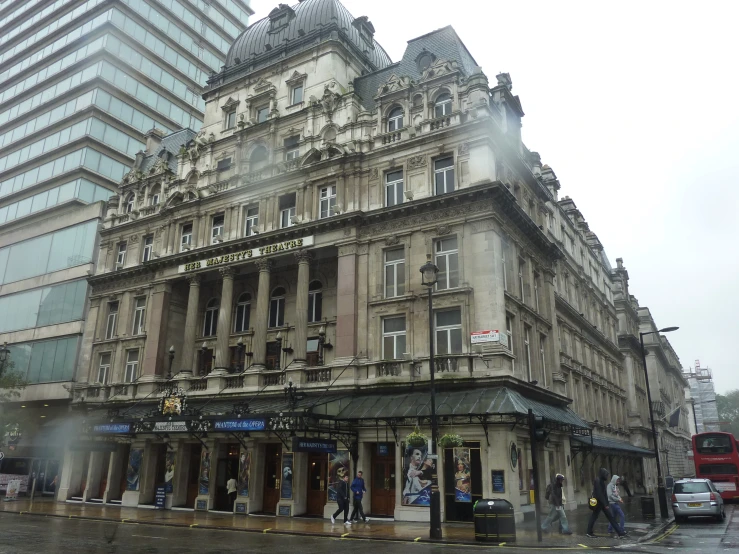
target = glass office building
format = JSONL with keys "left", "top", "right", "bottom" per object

{"left": 0, "top": 0, "right": 251, "bottom": 466}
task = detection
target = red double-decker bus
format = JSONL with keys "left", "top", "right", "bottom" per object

{"left": 693, "top": 432, "right": 739, "bottom": 500}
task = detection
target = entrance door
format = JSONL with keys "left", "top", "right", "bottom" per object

{"left": 187, "top": 444, "right": 202, "bottom": 508}
{"left": 306, "top": 453, "right": 327, "bottom": 516}
{"left": 263, "top": 444, "right": 281, "bottom": 513}
{"left": 371, "top": 444, "right": 396, "bottom": 516}
{"left": 214, "top": 444, "right": 239, "bottom": 511}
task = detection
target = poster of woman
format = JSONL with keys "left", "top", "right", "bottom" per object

{"left": 402, "top": 444, "right": 435, "bottom": 506}
{"left": 199, "top": 450, "right": 211, "bottom": 495}
{"left": 327, "top": 451, "right": 350, "bottom": 502}
{"left": 238, "top": 451, "right": 251, "bottom": 497}
{"left": 280, "top": 453, "right": 294, "bottom": 500}
{"left": 126, "top": 449, "right": 143, "bottom": 491}
{"left": 164, "top": 451, "right": 176, "bottom": 493}
{"left": 453, "top": 447, "right": 472, "bottom": 502}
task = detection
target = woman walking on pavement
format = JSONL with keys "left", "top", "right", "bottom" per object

{"left": 331, "top": 474, "right": 352, "bottom": 525}
{"left": 607, "top": 475, "right": 627, "bottom": 536}
{"left": 586, "top": 468, "right": 627, "bottom": 539}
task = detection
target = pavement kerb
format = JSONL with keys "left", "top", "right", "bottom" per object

{"left": 637, "top": 517, "right": 675, "bottom": 544}
{"left": 2, "top": 507, "right": 660, "bottom": 549}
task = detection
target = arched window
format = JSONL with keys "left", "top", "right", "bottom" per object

{"left": 203, "top": 298, "right": 219, "bottom": 336}
{"left": 269, "top": 287, "right": 285, "bottom": 327}
{"left": 125, "top": 193, "right": 135, "bottom": 213}
{"left": 250, "top": 146, "right": 268, "bottom": 170}
{"left": 308, "top": 281, "right": 322, "bottom": 323}
{"left": 234, "top": 292, "right": 251, "bottom": 333}
{"left": 387, "top": 107, "right": 403, "bottom": 132}
{"left": 434, "top": 93, "right": 452, "bottom": 118}
{"left": 149, "top": 185, "right": 160, "bottom": 206}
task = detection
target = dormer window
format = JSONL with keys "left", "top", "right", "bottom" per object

{"left": 416, "top": 50, "right": 436, "bottom": 72}
{"left": 387, "top": 107, "right": 403, "bottom": 132}
{"left": 352, "top": 16, "right": 375, "bottom": 47}
{"left": 268, "top": 4, "right": 295, "bottom": 32}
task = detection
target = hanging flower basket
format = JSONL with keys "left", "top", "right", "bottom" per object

{"left": 438, "top": 433, "right": 464, "bottom": 449}
{"left": 406, "top": 429, "right": 428, "bottom": 447}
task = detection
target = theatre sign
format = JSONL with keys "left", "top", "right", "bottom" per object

{"left": 178, "top": 236, "right": 314, "bottom": 273}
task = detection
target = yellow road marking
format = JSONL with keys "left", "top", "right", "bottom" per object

{"left": 341, "top": 532, "right": 350, "bottom": 538}
{"left": 189, "top": 524, "right": 198, "bottom": 528}
{"left": 498, "top": 542, "right": 506, "bottom": 546}
{"left": 414, "top": 537, "right": 422, "bottom": 542}
{"left": 577, "top": 544, "right": 588, "bottom": 548}
{"left": 263, "top": 528, "right": 271, "bottom": 533}
{"left": 653, "top": 523, "right": 678, "bottom": 543}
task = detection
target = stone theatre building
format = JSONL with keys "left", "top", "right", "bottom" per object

{"left": 59, "top": 0, "right": 679, "bottom": 523}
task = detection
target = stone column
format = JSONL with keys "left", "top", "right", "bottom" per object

{"left": 252, "top": 259, "right": 272, "bottom": 369}
{"left": 168, "top": 220, "right": 177, "bottom": 254}
{"left": 213, "top": 267, "right": 237, "bottom": 374}
{"left": 336, "top": 245, "right": 358, "bottom": 360}
{"left": 293, "top": 251, "right": 312, "bottom": 365}
{"left": 181, "top": 275, "right": 201, "bottom": 374}
{"left": 141, "top": 282, "right": 172, "bottom": 380}
{"left": 302, "top": 183, "right": 313, "bottom": 221}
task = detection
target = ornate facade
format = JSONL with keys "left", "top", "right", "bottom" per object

{"left": 57, "top": 0, "right": 683, "bottom": 522}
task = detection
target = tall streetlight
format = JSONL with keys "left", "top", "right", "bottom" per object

{"left": 420, "top": 254, "right": 442, "bottom": 540}
{"left": 640, "top": 325, "right": 679, "bottom": 519}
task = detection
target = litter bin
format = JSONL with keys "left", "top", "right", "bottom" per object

{"left": 474, "top": 499, "right": 516, "bottom": 542}
{"left": 641, "top": 496, "right": 656, "bottom": 519}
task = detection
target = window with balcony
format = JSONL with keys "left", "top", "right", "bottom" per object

{"left": 434, "top": 93, "right": 452, "bottom": 118}
{"left": 180, "top": 223, "right": 192, "bottom": 251}
{"left": 142, "top": 235, "right": 153, "bottom": 262}
{"left": 203, "top": 298, "right": 219, "bottom": 336}
{"left": 284, "top": 136, "right": 299, "bottom": 161}
{"left": 384, "top": 247, "right": 405, "bottom": 298}
{"left": 124, "top": 349, "right": 139, "bottom": 383}
{"left": 435, "top": 236, "right": 459, "bottom": 290}
{"left": 233, "top": 292, "right": 251, "bottom": 333}
{"left": 269, "top": 287, "right": 285, "bottom": 327}
{"left": 244, "top": 206, "right": 258, "bottom": 236}
{"left": 279, "top": 193, "right": 296, "bottom": 228}
{"left": 382, "top": 316, "right": 406, "bottom": 360}
{"left": 149, "top": 186, "right": 160, "bottom": 206}
{"left": 319, "top": 185, "right": 337, "bottom": 218}
{"left": 105, "top": 301, "right": 118, "bottom": 339}
{"left": 387, "top": 107, "right": 403, "bottom": 132}
{"left": 434, "top": 157, "right": 455, "bottom": 195}
{"left": 116, "top": 242, "right": 127, "bottom": 267}
{"left": 125, "top": 193, "right": 135, "bottom": 213}
{"left": 132, "top": 297, "right": 146, "bottom": 335}
{"left": 216, "top": 157, "right": 232, "bottom": 174}
{"left": 97, "top": 352, "right": 111, "bottom": 384}
{"left": 308, "top": 281, "right": 322, "bottom": 322}
{"left": 385, "top": 170, "right": 403, "bottom": 207}
{"left": 211, "top": 214, "right": 224, "bottom": 244}
{"left": 435, "top": 308, "right": 462, "bottom": 354}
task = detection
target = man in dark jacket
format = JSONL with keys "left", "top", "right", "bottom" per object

{"left": 586, "top": 468, "right": 626, "bottom": 538}
{"left": 541, "top": 473, "right": 571, "bottom": 534}
{"left": 350, "top": 470, "right": 370, "bottom": 523}
{"left": 331, "top": 474, "right": 351, "bottom": 525}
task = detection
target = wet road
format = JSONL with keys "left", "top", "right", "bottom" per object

{"left": 0, "top": 507, "right": 735, "bottom": 553}
{"left": 616, "top": 504, "right": 737, "bottom": 553}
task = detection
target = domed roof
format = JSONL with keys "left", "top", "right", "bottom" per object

{"left": 225, "top": 0, "right": 391, "bottom": 74}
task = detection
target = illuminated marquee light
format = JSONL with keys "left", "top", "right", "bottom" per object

{"left": 179, "top": 236, "right": 314, "bottom": 273}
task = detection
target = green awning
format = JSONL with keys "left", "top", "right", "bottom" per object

{"left": 334, "top": 387, "right": 590, "bottom": 431}
{"left": 571, "top": 435, "right": 654, "bottom": 457}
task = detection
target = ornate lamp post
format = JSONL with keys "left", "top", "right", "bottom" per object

{"left": 640, "top": 325, "right": 679, "bottom": 519}
{"left": 275, "top": 331, "right": 283, "bottom": 371}
{"left": 236, "top": 337, "right": 245, "bottom": 373}
{"left": 420, "top": 254, "right": 442, "bottom": 540}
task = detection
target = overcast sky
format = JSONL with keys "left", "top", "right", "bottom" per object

{"left": 252, "top": 1, "right": 739, "bottom": 391}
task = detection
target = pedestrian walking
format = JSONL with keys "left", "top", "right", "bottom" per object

{"left": 350, "top": 470, "right": 370, "bottom": 523}
{"left": 620, "top": 474, "right": 632, "bottom": 497}
{"left": 331, "top": 474, "right": 351, "bottom": 525}
{"left": 541, "top": 473, "right": 572, "bottom": 535}
{"left": 586, "top": 468, "right": 626, "bottom": 538}
{"left": 606, "top": 475, "right": 627, "bottom": 536}
{"left": 226, "top": 475, "right": 237, "bottom": 509}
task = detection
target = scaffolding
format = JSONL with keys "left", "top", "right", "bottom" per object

{"left": 684, "top": 360, "right": 720, "bottom": 433}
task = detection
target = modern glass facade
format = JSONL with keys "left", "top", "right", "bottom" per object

{"left": 0, "top": 0, "right": 252, "bottom": 392}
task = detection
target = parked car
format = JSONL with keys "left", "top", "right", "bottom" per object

{"left": 672, "top": 478, "right": 725, "bottom": 522}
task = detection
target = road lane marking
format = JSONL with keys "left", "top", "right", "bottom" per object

{"left": 263, "top": 528, "right": 272, "bottom": 533}
{"left": 414, "top": 537, "right": 422, "bottom": 542}
{"left": 131, "top": 535, "right": 165, "bottom": 539}
{"left": 341, "top": 532, "right": 350, "bottom": 538}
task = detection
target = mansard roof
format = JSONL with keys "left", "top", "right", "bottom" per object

{"left": 353, "top": 25, "right": 480, "bottom": 110}
{"left": 135, "top": 128, "right": 196, "bottom": 175}
{"left": 222, "top": 0, "right": 392, "bottom": 84}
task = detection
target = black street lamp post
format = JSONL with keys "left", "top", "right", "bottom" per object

{"left": 420, "top": 254, "right": 442, "bottom": 540}
{"left": 640, "top": 325, "right": 679, "bottom": 519}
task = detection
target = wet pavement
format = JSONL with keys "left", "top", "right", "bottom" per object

{"left": 0, "top": 495, "right": 677, "bottom": 551}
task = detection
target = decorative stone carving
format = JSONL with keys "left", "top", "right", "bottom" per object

{"left": 320, "top": 86, "right": 341, "bottom": 120}
{"left": 407, "top": 155, "right": 426, "bottom": 169}
{"left": 420, "top": 58, "right": 459, "bottom": 81}
{"left": 255, "top": 259, "right": 272, "bottom": 272}
{"left": 219, "top": 266, "right": 238, "bottom": 278}
{"left": 369, "top": 168, "right": 379, "bottom": 181}
{"left": 377, "top": 74, "right": 412, "bottom": 96}
{"left": 186, "top": 274, "right": 202, "bottom": 286}
{"left": 384, "top": 236, "right": 400, "bottom": 246}
{"left": 129, "top": 234, "right": 140, "bottom": 244}
{"left": 435, "top": 224, "right": 452, "bottom": 236}
{"left": 294, "top": 250, "right": 312, "bottom": 264}
{"left": 458, "top": 142, "right": 470, "bottom": 156}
